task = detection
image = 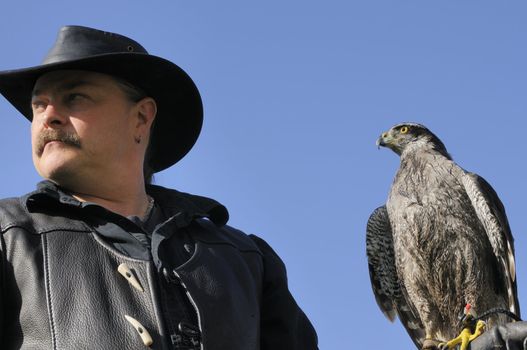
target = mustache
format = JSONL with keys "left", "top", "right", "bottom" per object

{"left": 35, "top": 129, "right": 82, "bottom": 156}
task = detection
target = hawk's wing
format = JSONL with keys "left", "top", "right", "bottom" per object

{"left": 462, "top": 172, "right": 520, "bottom": 317}
{"left": 366, "top": 206, "right": 425, "bottom": 348}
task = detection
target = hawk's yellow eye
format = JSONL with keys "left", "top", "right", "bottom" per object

{"left": 400, "top": 126, "right": 409, "bottom": 134}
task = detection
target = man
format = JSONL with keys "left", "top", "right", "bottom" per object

{"left": 0, "top": 25, "right": 317, "bottom": 349}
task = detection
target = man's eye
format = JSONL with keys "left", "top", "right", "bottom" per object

{"left": 66, "top": 93, "right": 85, "bottom": 103}
{"left": 31, "top": 100, "right": 47, "bottom": 112}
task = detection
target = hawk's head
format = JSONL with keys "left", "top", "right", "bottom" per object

{"left": 376, "top": 122, "right": 450, "bottom": 158}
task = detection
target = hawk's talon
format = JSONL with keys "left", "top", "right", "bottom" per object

{"left": 437, "top": 342, "right": 448, "bottom": 350}
{"left": 439, "top": 320, "right": 486, "bottom": 350}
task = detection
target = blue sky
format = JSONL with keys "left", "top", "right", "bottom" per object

{"left": 1, "top": 1, "right": 527, "bottom": 348}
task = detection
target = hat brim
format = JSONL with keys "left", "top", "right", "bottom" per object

{"left": 0, "top": 52, "right": 203, "bottom": 172}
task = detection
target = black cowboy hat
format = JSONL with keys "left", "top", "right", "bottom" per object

{"left": 0, "top": 25, "right": 203, "bottom": 172}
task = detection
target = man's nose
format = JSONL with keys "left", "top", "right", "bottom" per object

{"left": 39, "top": 103, "right": 67, "bottom": 128}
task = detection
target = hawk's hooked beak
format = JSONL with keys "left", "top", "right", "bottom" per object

{"left": 376, "top": 132, "right": 389, "bottom": 149}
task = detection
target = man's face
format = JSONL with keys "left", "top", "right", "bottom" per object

{"left": 31, "top": 70, "right": 142, "bottom": 187}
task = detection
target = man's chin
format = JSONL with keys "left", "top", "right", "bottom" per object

{"left": 37, "top": 163, "right": 77, "bottom": 187}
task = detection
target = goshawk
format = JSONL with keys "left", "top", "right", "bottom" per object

{"left": 366, "top": 123, "right": 520, "bottom": 349}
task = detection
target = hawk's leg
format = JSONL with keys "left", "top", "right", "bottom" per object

{"left": 437, "top": 320, "right": 485, "bottom": 350}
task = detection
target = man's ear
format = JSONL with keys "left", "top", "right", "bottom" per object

{"left": 135, "top": 97, "right": 157, "bottom": 130}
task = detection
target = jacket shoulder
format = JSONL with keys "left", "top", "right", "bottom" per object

{"left": 0, "top": 195, "right": 90, "bottom": 234}
{"left": 0, "top": 197, "right": 34, "bottom": 232}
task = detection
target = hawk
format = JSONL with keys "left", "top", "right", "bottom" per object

{"left": 366, "top": 122, "right": 520, "bottom": 349}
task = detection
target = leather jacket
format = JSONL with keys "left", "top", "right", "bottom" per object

{"left": 0, "top": 182, "right": 317, "bottom": 349}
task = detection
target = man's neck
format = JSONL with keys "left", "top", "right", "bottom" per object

{"left": 46, "top": 162, "right": 153, "bottom": 218}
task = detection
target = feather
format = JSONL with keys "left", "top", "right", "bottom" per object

{"left": 462, "top": 172, "right": 520, "bottom": 317}
{"left": 366, "top": 206, "right": 425, "bottom": 348}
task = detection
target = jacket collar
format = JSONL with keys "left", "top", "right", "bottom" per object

{"left": 25, "top": 180, "right": 229, "bottom": 227}
{"left": 146, "top": 184, "right": 229, "bottom": 226}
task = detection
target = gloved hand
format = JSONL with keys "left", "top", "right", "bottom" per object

{"left": 469, "top": 321, "right": 527, "bottom": 350}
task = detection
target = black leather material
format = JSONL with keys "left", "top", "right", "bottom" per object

{"left": 0, "top": 186, "right": 318, "bottom": 349}
{"left": 178, "top": 220, "right": 263, "bottom": 349}
{"left": 44, "top": 232, "right": 166, "bottom": 350}
{"left": 470, "top": 322, "right": 527, "bottom": 350}
{"left": 43, "top": 26, "right": 148, "bottom": 64}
